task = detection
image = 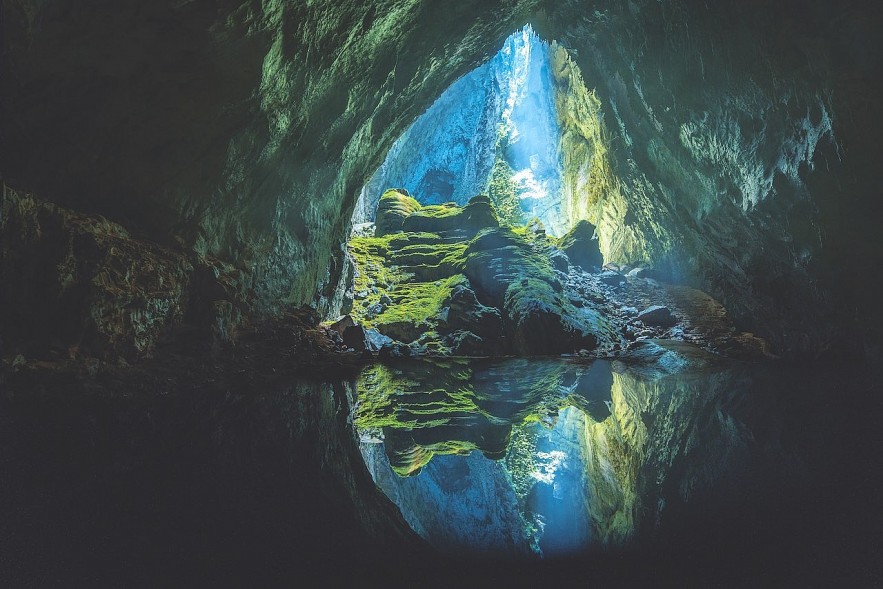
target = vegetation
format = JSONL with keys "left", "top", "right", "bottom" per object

{"left": 348, "top": 186, "right": 607, "bottom": 356}
{"left": 374, "top": 274, "right": 467, "bottom": 329}
{"left": 487, "top": 157, "right": 524, "bottom": 227}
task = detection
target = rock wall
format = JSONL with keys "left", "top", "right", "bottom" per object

{"left": 540, "top": 0, "right": 880, "bottom": 354}
{"left": 1, "top": 0, "right": 880, "bottom": 357}
{"left": 0, "top": 0, "right": 543, "bottom": 320}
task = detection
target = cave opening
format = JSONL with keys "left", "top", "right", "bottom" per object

{"left": 350, "top": 25, "right": 620, "bottom": 241}
{"left": 1, "top": 1, "right": 881, "bottom": 584}
{"left": 352, "top": 26, "right": 573, "bottom": 234}
{"left": 336, "top": 25, "right": 787, "bottom": 559}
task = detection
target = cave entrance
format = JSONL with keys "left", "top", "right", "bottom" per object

{"left": 352, "top": 26, "right": 567, "bottom": 235}
{"left": 341, "top": 26, "right": 612, "bottom": 360}
{"left": 337, "top": 24, "right": 786, "bottom": 563}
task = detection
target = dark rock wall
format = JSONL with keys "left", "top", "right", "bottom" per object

{"left": 0, "top": 0, "right": 541, "bottom": 316}
{"left": 540, "top": 0, "right": 881, "bottom": 354}
{"left": 1, "top": 0, "right": 880, "bottom": 356}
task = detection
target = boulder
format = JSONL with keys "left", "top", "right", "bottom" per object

{"left": 364, "top": 328, "right": 394, "bottom": 352}
{"left": 637, "top": 305, "right": 678, "bottom": 328}
{"left": 444, "top": 330, "right": 486, "bottom": 356}
{"left": 598, "top": 270, "right": 626, "bottom": 287}
{"left": 439, "top": 284, "right": 503, "bottom": 348}
{"left": 549, "top": 250, "right": 570, "bottom": 272}
{"left": 374, "top": 189, "right": 421, "bottom": 236}
{"left": 378, "top": 342, "right": 414, "bottom": 360}
{"left": 558, "top": 219, "right": 603, "bottom": 271}
{"left": 402, "top": 194, "right": 499, "bottom": 236}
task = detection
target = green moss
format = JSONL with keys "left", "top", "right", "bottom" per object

{"left": 388, "top": 241, "right": 467, "bottom": 281}
{"left": 402, "top": 195, "right": 498, "bottom": 235}
{"left": 373, "top": 274, "right": 467, "bottom": 329}
{"left": 463, "top": 227, "right": 561, "bottom": 308}
{"left": 375, "top": 189, "right": 422, "bottom": 236}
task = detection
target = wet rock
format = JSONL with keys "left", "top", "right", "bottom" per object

{"left": 364, "top": 329, "right": 394, "bottom": 352}
{"left": 376, "top": 320, "right": 426, "bottom": 344}
{"left": 463, "top": 226, "right": 609, "bottom": 355}
{"left": 558, "top": 220, "right": 603, "bottom": 271}
{"left": 328, "top": 315, "right": 357, "bottom": 336}
{"left": 439, "top": 284, "right": 503, "bottom": 346}
{"left": 0, "top": 189, "right": 193, "bottom": 360}
{"left": 550, "top": 250, "right": 570, "bottom": 272}
{"left": 365, "top": 302, "right": 386, "bottom": 319}
{"left": 637, "top": 305, "right": 678, "bottom": 328}
{"left": 445, "top": 330, "right": 486, "bottom": 356}
{"left": 328, "top": 315, "right": 369, "bottom": 353}
{"left": 626, "top": 267, "right": 649, "bottom": 278}
{"left": 622, "top": 339, "right": 716, "bottom": 374}
{"left": 378, "top": 342, "right": 414, "bottom": 360}
{"left": 598, "top": 271, "right": 626, "bottom": 287}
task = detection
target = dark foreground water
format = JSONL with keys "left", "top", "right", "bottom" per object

{"left": 353, "top": 354, "right": 883, "bottom": 583}
{"left": 1, "top": 356, "right": 881, "bottom": 585}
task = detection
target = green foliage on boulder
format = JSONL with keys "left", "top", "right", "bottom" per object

{"left": 402, "top": 194, "right": 499, "bottom": 236}
{"left": 350, "top": 189, "right": 611, "bottom": 356}
{"left": 375, "top": 189, "right": 422, "bottom": 236}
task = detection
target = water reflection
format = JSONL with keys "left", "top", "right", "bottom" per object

{"left": 355, "top": 358, "right": 615, "bottom": 556}
{"left": 354, "top": 355, "right": 795, "bottom": 557}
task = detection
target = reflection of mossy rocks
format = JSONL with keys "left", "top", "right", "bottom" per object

{"left": 558, "top": 219, "right": 603, "bottom": 271}
{"left": 375, "top": 189, "right": 421, "bottom": 236}
{"left": 402, "top": 194, "right": 499, "bottom": 236}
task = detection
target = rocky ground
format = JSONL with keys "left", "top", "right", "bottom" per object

{"left": 341, "top": 189, "right": 771, "bottom": 361}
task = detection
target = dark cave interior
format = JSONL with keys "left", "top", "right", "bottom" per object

{"left": 1, "top": 0, "right": 882, "bottom": 586}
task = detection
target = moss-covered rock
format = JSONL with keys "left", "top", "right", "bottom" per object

{"left": 402, "top": 194, "right": 499, "bottom": 236}
{"left": 463, "top": 226, "right": 605, "bottom": 355}
{"left": 375, "top": 189, "right": 422, "bottom": 236}
{"left": 387, "top": 241, "right": 467, "bottom": 282}
{"left": 438, "top": 283, "right": 504, "bottom": 353}
{"left": 558, "top": 219, "right": 604, "bottom": 271}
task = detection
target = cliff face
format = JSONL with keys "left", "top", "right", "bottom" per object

{"left": 1, "top": 0, "right": 880, "bottom": 359}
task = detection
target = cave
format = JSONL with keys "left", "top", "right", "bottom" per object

{"left": 1, "top": 1, "right": 882, "bottom": 586}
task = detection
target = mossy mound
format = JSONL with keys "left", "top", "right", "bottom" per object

{"left": 375, "top": 189, "right": 422, "bottom": 236}
{"left": 402, "top": 194, "right": 499, "bottom": 236}
{"left": 350, "top": 192, "right": 614, "bottom": 356}
{"left": 463, "top": 227, "right": 603, "bottom": 354}
{"left": 388, "top": 241, "right": 467, "bottom": 282}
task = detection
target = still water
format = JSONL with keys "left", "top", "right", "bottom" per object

{"left": 1, "top": 353, "right": 880, "bottom": 584}
{"left": 354, "top": 355, "right": 883, "bottom": 565}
